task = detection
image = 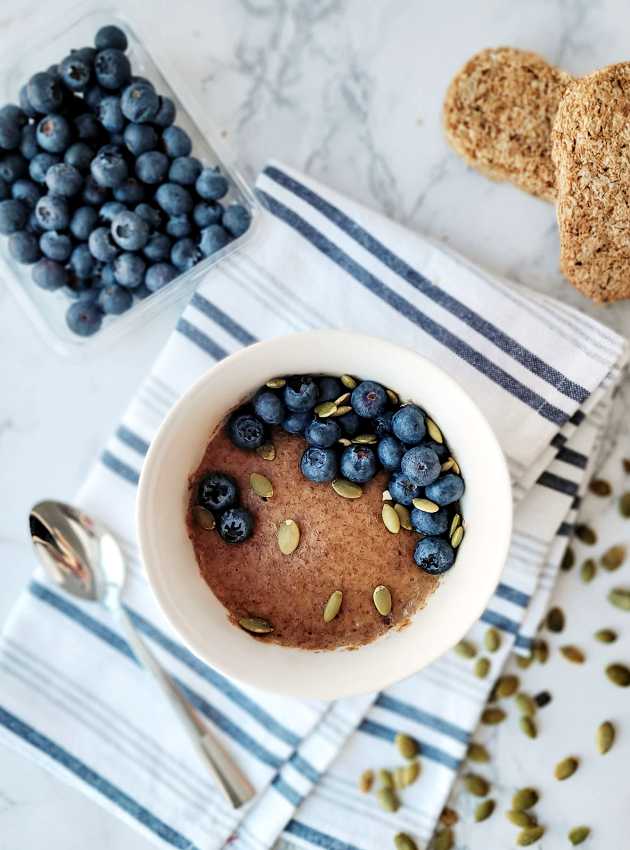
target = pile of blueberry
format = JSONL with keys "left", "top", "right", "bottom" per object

{"left": 224, "top": 374, "right": 466, "bottom": 574}
{"left": 0, "top": 24, "right": 251, "bottom": 337}
{"left": 196, "top": 471, "right": 254, "bottom": 546}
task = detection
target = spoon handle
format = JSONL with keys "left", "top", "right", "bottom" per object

{"left": 115, "top": 606, "right": 255, "bottom": 808}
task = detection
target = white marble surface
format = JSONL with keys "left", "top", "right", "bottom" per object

{"left": 1, "top": 0, "right": 630, "bottom": 847}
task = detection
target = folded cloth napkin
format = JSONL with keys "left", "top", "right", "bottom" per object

{"left": 0, "top": 162, "right": 627, "bottom": 850}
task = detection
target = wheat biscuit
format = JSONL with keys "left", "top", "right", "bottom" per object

{"left": 443, "top": 47, "right": 572, "bottom": 201}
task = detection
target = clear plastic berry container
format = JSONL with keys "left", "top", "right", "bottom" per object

{"left": 0, "top": 5, "right": 259, "bottom": 356}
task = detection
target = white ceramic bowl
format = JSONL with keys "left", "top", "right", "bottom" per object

{"left": 137, "top": 330, "right": 512, "bottom": 700}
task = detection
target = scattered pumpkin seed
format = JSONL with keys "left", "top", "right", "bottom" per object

{"left": 358, "top": 769, "right": 373, "bottom": 793}
{"left": 454, "top": 639, "right": 477, "bottom": 659}
{"left": 334, "top": 392, "right": 350, "bottom": 405}
{"left": 534, "top": 639, "right": 549, "bottom": 664}
{"left": 450, "top": 458, "right": 461, "bottom": 475}
{"left": 474, "top": 799, "right": 495, "bottom": 822}
{"left": 534, "top": 691, "right": 552, "bottom": 708}
{"left": 589, "top": 478, "right": 611, "bottom": 497}
{"left": 575, "top": 524, "right": 597, "bottom": 545}
{"left": 412, "top": 497, "right": 439, "bottom": 513}
{"left": 395, "top": 732, "right": 419, "bottom": 760}
{"left": 238, "top": 616, "right": 273, "bottom": 635}
{"left": 608, "top": 587, "right": 630, "bottom": 611}
{"left": 192, "top": 505, "right": 215, "bottom": 531}
{"left": 338, "top": 437, "right": 352, "bottom": 447}
{"left": 353, "top": 433, "right": 378, "bottom": 444}
{"left": 580, "top": 559, "right": 596, "bottom": 583}
{"left": 560, "top": 645, "right": 585, "bottom": 664}
{"left": 451, "top": 526, "right": 464, "bottom": 548}
{"left": 519, "top": 716, "right": 537, "bottom": 739}
{"left": 601, "top": 545, "right": 626, "bottom": 571}
{"left": 333, "top": 405, "right": 353, "bottom": 416}
{"left": 256, "top": 442, "right": 276, "bottom": 461}
{"left": 277, "top": 519, "right": 300, "bottom": 555}
{"left": 596, "top": 721, "right": 615, "bottom": 754}
{"left": 506, "top": 810, "right": 537, "bottom": 828}
{"left": 554, "top": 756, "right": 579, "bottom": 780}
{"left": 323, "top": 590, "right": 343, "bottom": 623}
{"left": 594, "top": 628, "right": 617, "bottom": 644}
{"left": 512, "top": 788, "right": 539, "bottom": 811}
{"left": 515, "top": 693, "right": 536, "bottom": 717}
{"left": 449, "top": 513, "right": 461, "bottom": 537}
{"left": 606, "top": 663, "right": 630, "bottom": 687}
{"left": 394, "top": 503, "right": 412, "bottom": 530}
{"left": 382, "top": 503, "right": 401, "bottom": 534}
{"left": 546, "top": 606, "right": 565, "bottom": 632}
{"left": 561, "top": 546, "right": 575, "bottom": 571}
{"left": 481, "top": 707, "right": 506, "bottom": 725}
{"left": 393, "top": 766, "right": 406, "bottom": 790}
{"left": 332, "top": 478, "right": 363, "bottom": 499}
{"left": 439, "top": 808, "right": 458, "bottom": 827}
{"left": 386, "top": 388, "right": 399, "bottom": 406}
{"left": 265, "top": 377, "right": 286, "bottom": 389}
{"left": 474, "top": 657, "right": 490, "bottom": 678}
{"left": 426, "top": 418, "right": 443, "bottom": 444}
{"left": 432, "top": 828, "right": 453, "bottom": 850}
{"left": 467, "top": 742, "right": 489, "bottom": 763}
{"left": 379, "top": 768, "right": 394, "bottom": 788}
{"left": 441, "top": 458, "right": 455, "bottom": 472}
{"left": 516, "top": 826, "right": 545, "bottom": 846}
{"left": 377, "top": 787, "right": 399, "bottom": 812}
{"left": 402, "top": 760, "right": 420, "bottom": 786}
{"left": 382, "top": 489, "right": 392, "bottom": 501}
{"left": 394, "top": 833, "right": 417, "bottom": 850}
{"left": 496, "top": 675, "right": 519, "bottom": 698}
{"left": 340, "top": 374, "right": 358, "bottom": 389}
{"left": 250, "top": 472, "right": 273, "bottom": 499}
{"left": 568, "top": 826, "right": 591, "bottom": 846}
{"left": 516, "top": 654, "right": 533, "bottom": 669}
{"left": 624, "top": 459, "right": 630, "bottom": 474}
{"left": 373, "top": 584, "right": 392, "bottom": 616}
{"left": 464, "top": 773, "right": 489, "bottom": 796}
{"left": 619, "top": 492, "right": 630, "bottom": 518}
{"left": 315, "top": 400, "right": 338, "bottom": 418}
{"left": 484, "top": 627, "right": 501, "bottom": 653}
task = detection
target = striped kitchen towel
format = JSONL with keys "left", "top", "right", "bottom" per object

{"left": 0, "top": 162, "right": 627, "bottom": 850}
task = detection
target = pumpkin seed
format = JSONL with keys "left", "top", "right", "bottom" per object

{"left": 432, "top": 828, "right": 453, "bottom": 850}
{"left": 608, "top": 587, "right": 630, "bottom": 611}
{"left": 394, "top": 833, "right": 417, "bottom": 850}
{"left": 426, "top": 418, "right": 443, "bottom": 444}
{"left": 256, "top": 442, "right": 276, "bottom": 461}
{"left": 332, "top": 479, "right": 363, "bottom": 499}
{"left": 373, "top": 585, "right": 392, "bottom": 616}
{"left": 441, "top": 458, "right": 455, "bottom": 473}
{"left": 382, "top": 503, "right": 401, "bottom": 534}
{"left": 277, "top": 519, "right": 300, "bottom": 554}
{"left": 596, "top": 720, "right": 615, "bottom": 754}
{"left": 534, "top": 639, "right": 549, "bottom": 664}
{"left": 250, "top": 472, "right": 273, "bottom": 499}
{"left": 507, "top": 810, "right": 537, "bottom": 827}
{"left": 474, "top": 657, "right": 490, "bottom": 678}
{"left": 449, "top": 513, "right": 461, "bottom": 537}
{"left": 192, "top": 505, "right": 215, "bottom": 530}
{"left": 403, "top": 760, "right": 421, "bottom": 786}
{"left": 379, "top": 768, "right": 394, "bottom": 788}
{"left": 394, "top": 503, "right": 412, "bottom": 530}
{"left": 464, "top": 773, "right": 489, "bottom": 796}
{"left": 334, "top": 392, "right": 350, "bottom": 405}
{"left": 323, "top": 590, "right": 343, "bottom": 623}
{"left": 594, "top": 628, "right": 617, "bottom": 643}
{"left": 546, "top": 606, "right": 565, "bottom": 632}
{"left": 315, "top": 401, "right": 338, "bottom": 418}
{"left": 568, "top": 826, "right": 591, "bottom": 846}
{"left": 382, "top": 489, "right": 392, "bottom": 501}
{"left": 358, "top": 769, "right": 373, "bottom": 792}
{"left": 580, "top": 559, "right": 596, "bottom": 583}
{"left": 338, "top": 437, "right": 352, "bottom": 447}
{"left": 496, "top": 675, "right": 519, "bottom": 698}
{"left": 619, "top": 491, "right": 630, "bottom": 518}
{"left": 575, "top": 524, "right": 597, "bottom": 545}
{"left": 377, "top": 787, "right": 399, "bottom": 812}
{"left": 387, "top": 388, "right": 399, "bottom": 405}
{"left": 467, "top": 742, "right": 490, "bottom": 763}
{"left": 606, "top": 663, "right": 630, "bottom": 687}
{"left": 554, "top": 756, "right": 579, "bottom": 780}
{"left": 340, "top": 374, "right": 358, "bottom": 389}
{"left": 515, "top": 693, "right": 536, "bottom": 717}
{"left": 534, "top": 691, "right": 552, "bottom": 708}
{"left": 395, "top": 732, "right": 419, "bottom": 760}
{"left": 519, "top": 717, "right": 537, "bottom": 739}
{"left": 475, "top": 799, "right": 495, "bottom": 822}
{"left": 412, "top": 497, "right": 439, "bottom": 513}
{"left": 439, "top": 808, "right": 458, "bottom": 827}
{"left": 265, "top": 377, "right": 286, "bottom": 388}
{"left": 589, "top": 478, "right": 611, "bottom": 497}
{"left": 451, "top": 458, "right": 461, "bottom": 475}
{"left": 393, "top": 766, "right": 406, "bottom": 790}
{"left": 624, "top": 459, "right": 630, "bottom": 474}
{"left": 333, "top": 405, "right": 353, "bottom": 416}
{"left": 517, "top": 827, "right": 545, "bottom": 846}
{"left": 601, "top": 545, "right": 626, "bottom": 570}
{"left": 238, "top": 617, "right": 273, "bottom": 634}
{"left": 484, "top": 627, "right": 501, "bottom": 653}
{"left": 516, "top": 654, "right": 533, "bottom": 669}
{"left": 454, "top": 639, "right": 477, "bottom": 659}
{"left": 561, "top": 645, "right": 585, "bottom": 664}
{"left": 481, "top": 707, "right": 505, "bottom": 725}
{"left": 561, "top": 546, "right": 575, "bottom": 571}
{"left": 353, "top": 433, "right": 378, "bottom": 444}
{"left": 451, "top": 526, "right": 464, "bottom": 548}
{"left": 512, "top": 788, "right": 539, "bottom": 811}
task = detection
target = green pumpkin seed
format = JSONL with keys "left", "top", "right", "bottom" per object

{"left": 561, "top": 645, "right": 585, "bottom": 664}
{"left": 382, "top": 503, "right": 401, "bottom": 534}
{"left": 192, "top": 505, "right": 215, "bottom": 530}
{"left": 277, "top": 519, "right": 300, "bottom": 555}
{"left": 441, "top": 458, "right": 455, "bottom": 473}
{"left": 561, "top": 546, "right": 575, "bottom": 571}
{"left": 606, "top": 663, "right": 630, "bottom": 687}
{"left": 546, "top": 606, "right": 565, "bottom": 632}
{"left": 450, "top": 458, "right": 461, "bottom": 475}
{"left": 340, "top": 374, "right": 358, "bottom": 389}
{"left": 601, "top": 545, "right": 626, "bottom": 570}
{"left": 496, "top": 675, "right": 519, "bottom": 698}
{"left": 474, "top": 799, "right": 495, "bottom": 822}
{"left": 624, "top": 459, "right": 630, "bottom": 474}
{"left": 474, "top": 657, "right": 490, "bottom": 678}
{"left": 394, "top": 833, "right": 417, "bottom": 850}
{"left": 379, "top": 768, "right": 394, "bottom": 788}
{"left": 373, "top": 585, "right": 392, "bottom": 616}
{"left": 334, "top": 392, "right": 350, "bottom": 405}
{"left": 580, "top": 559, "right": 596, "bottom": 583}
{"left": 439, "top": 808, "right": 458, "bottom": 827}
{"left": 554, "top": 756, "right": 579, "bottom": 780}
{"left": 589, "top": 478, "right": 611, "bottom": 497}
{"left": 412, "top": 497, "right": 439, "bottom": 513}
{"left": 358, "top": 769, "right": 373, "bottom": 792}
{"left": 454, "top": 639, "right": 477, "bottom": 659}
{"left": 512, "top": 788, "right": 539, "bottom": 811}
{"left": 394, "top": 503, "right": 412, "bottom": 530}
{"left": 484, "top": 627, "right": 500, "bottom": 653}
{"left": 238, "top": 617, "right": 273, "bottom": 634}
{"left": 619, "top": 491, "right": 630, "bottom": 518}
{"left": 250, "top": 472, "right": 273, "bottom": 499}
{"left": 315, "top": 401, "right": 338, "bottom": 418}
{"left": 393, "top": 766, "right": 406, "bottom": 790}
{"left": 395, "top": 732, "right": 419, "bottom": 760}
{"left": 515, "top": 693, "right": 536, "bottom": 717}
{"left": 594, "top": 628, "right": 617, "bottom": 643}
{"left": 256, "top": 442, "right": 276, "bottom": 461}
{"left": 451, "top": 526, "right": 464, "bottom": 548}
{"left": 467, "top": 742, "right": 490, "bottom": 763}
{"left": 432, "top": 828, "right": 453, "bottom": 850}
{"left": 353, "top": 433, "right": 378, "bottom": 444}
{"left": 323, "top": 590, "right": 343, "bottom": 623}
{"left": 464, "top": 773, "right": 489, "bottom": 796}
{"left": 338, "top": 437, "right": 352, "bottom": 447}
{"left": 596, "top": 720, "right": 615, "bottom": 754}
{"left": 568, "top": 826, "right": 591, "bottom": 845}
{"left": 481, "top": 707, "right": 506, "bottom": 725}
{"left": 265, "top": 377, "right": 286, "bottom": 388}
{"left": 426, "top": 418, "right": 443, "bottom": 444}
{"left": 576, "top": 524, "right": 597, "bottom": 545}
{"left": 449, "top": 513, "right": 461, "bottom": 537}
{"left": 332, "top": 479, "right": 363, "bottom": 499}
{"left": 517, "top": 827, "right": 545, "bottom": 846}
{"left": 516, "top": 654, "right": 533, "bottom": 669}
{"left": 403, "top": 760, "right": 420, "bottom": 786}
{"left": 506, "top": 810, "right": 537, "bottom": 827}
{"left": 377, "top": 787, "right": 399, "bottom": 812}
{"left": 519, "top": 716, "right": 537, "bottom": 739}
{"left": 608, "top": 587, "right": 630, "bottom": 611}
{"left": 333, "top": 405, "right": 353, "bottom": 416}
{"left": 534, "top": 639, "right": 549, "bottom": 664}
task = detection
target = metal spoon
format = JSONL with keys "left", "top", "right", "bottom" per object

{"left": 29, "top": 499, "right": 255, "bottom": 809}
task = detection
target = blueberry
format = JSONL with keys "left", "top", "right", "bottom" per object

{"left": 134, "top": 203, "right": 162, "bottom": 229}
{"left": 99, "top": 200, "right": 126, "bottom": 223}
{"left": 45, "top": 163, "right": 82, "bottom": 197}
{"left": 27, "top": 72, "right": 63, "bottom": 113}
{"left": 169, "top": 156, "right": 202, "bottom": 186}
{"left": 113, "top": 177, "right": 145, "bottom": 203}
{"left": 410, "top": 507, "right": 449, "bottom": 536}
{"left": 11, "top": 179, "right": 41, "bottom": 208}
{"left": 228, "top": 412, "right": 265, "bottom": 450}
{"left": 143, "top": 233, "right": 171, "bottom": 262}
{"left": 0, "top": 104, "right": 27, "bottom": 128}
{"left": 318, "top": 376, "right": 343, "bottom": 402}
{"left": 84, "top": 84, "right": 106, "bottom": 111}
{"left": 193, "top": 201, "right": 222, "bottom": 228}
{"left": 27, "top": 210, "right": 42, "bottom": 234}
{"left": 135, "top": 150, "right": 169, "bottom": 184}
{"left": 19, "top": 85, "right": 37, "bottom": 119}
{"left": 123, "top": 122, "right": 158, "bottom": 156}
{"left": 374, "top": 410, "right": 393, "bottom": 437}
{"left": 19, "top": 125, "right": 38, "bottom": 160}
{"left": 8, "top": 230, "right": 40, "bottom": 264}
{"left": 195, "top": 166, "right": 228, "bottom": 200}
{"left": 377, "top": 435, "right": 404, "bottom": 471}
{"left": 0, "top": 198, "right": 28, "bottom": 233}
{"left": 40, "top": 230, "right": 72, "bottom": 261}
{"left": 113, "top": 252, "right": 145, "bottom": 288}
{"left": 305, "top": 417, "right": 341, "bottom": 448}
{"left": 66, "top": 300, "right": 103, "bottom": 336}
{"left": 74, "top": 112, "right": 102, "bottom": 141}
{"left": 71, "top": 46, "right": 97, "bottom": 66}
{"left": 144, "top": 261, "right": 177, "bottom": 291}
{"left": 59, "top": 54, "right": 91, "bottom": 92}
{"left": 100, "top": 263, "right": 116, "bottom": 286}
{"left": 388, "top": 471, "right": 422, "bottom": 506}
{"left": 217, "top": 506, "right": 253, "bottom": 545}
{"left": 98, "top": 282, "right": 132, "bottom": 314}
{"left": 32, "top": 257, "right": 68, "bottom": 290}
{"left": 153, "top": 96, "right": 175, "bottom": 128}
{"left": 36, "top": 114, "right": 71, "bottom": 153}
{"left": 70, "top": 205, "right": 98, "bottom": 239}
{"left": 35, "top": 194, "right": 69, "bottom": 231}
{"left": 29, "top": 152, "right": 60, "bottom": 184}
{"left": 134, "top": 283, "right": 151, "bottom": 299}
{"left": 400, "top": 445, "right": 441, "bottom": 487}
{"left": 425, "top": 473, "right": 465, "bottom": 507}
{"left": 82, "top": 175, "right": 109, "bottom": 205}
{"left": 392, "top": 404, "right": 426, "bottom": 445}
{"left": 166, "top": 214, "right": 191, "bottom": 238}
{"left": 281, "top": 410, "right": 310, "bottom": 435}
{"left": 340, "top": 444, "right": 377, "bottom": 483}
{"left": 91, "top": 145, "right": 127, "bottom": 187}
{"left": 95, "top": 24, "right": 128, "bottom": 52}
{"left": 171, "top": 237, "right": 199, "bottom": 271}
{"left": 223, "top": 203, "right": 251, "bottom": 237}
{"left": 0, "top": 177, "right": 8, "bottom": 200}
{"left": 351, "top": 380, "right": 387, "bottom": 418}
{"left": 199, "top": 223, "right": 230, "bottom": 256}
{"left": 253, "top": 390, "right": 285, "bottom": 425}
{"left": 338, "top": 410, "right": 361, "bottom": 436}
{"left": 70, "top": 243, "right": 96, "bottom": 279}
{"left": 94, "top": 48, "right": 131, "bottom": 90}
{"left": 88, "top": 226, "right": 118, "bottom": 262}
{"left": 284, "top": 375, "right": 319, "bottom": 412}
{"left": 61, "top": 277, "right": 93, "bottom": 300}
{"left": 300, "top": 446, "right": 337, "bottom": 483}
{"left": 111, "top": 210, "right": 149, "bottom": 250}
{"left": 0, "top": 118, "right": 20, "bottom": 153}
{"left": 155, "top": 182, "right": 192, "bottom": 215}
{"left": 161, "top": 125, "right": 191, "bottom": 158}
{"left": 197, "top": 472, "right": 238, "bottom": 513}
{"left": 121, "top": 82, "right": 159, "bottom": 123}
{"left": 64, "top": 142, "right": 94, "bottom": 172}
{"left": 413, "top": 537, "right": 455, "bottom": 575}
{"left": 97, "top": 95, "right": 124, "bottom": 133}
{"left": 423, "top": 439, "right": 448, "bottom": 460}
{"left": 0, "top": 153, "right": 27, "bottom": 183}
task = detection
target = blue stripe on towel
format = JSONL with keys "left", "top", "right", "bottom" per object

{"left": 537, "top": 471, "right": 579, "bottom": 497}
{"left": 263, "top": 165, "right": 590, "bottom": 404}
{"left": 555, "top": 445, "right": 588, "bottom": 469}
{"left": 359, "top": 719, "right": 461, "bottom": 770}
{"left": 176, "top": 318, "right": 229, "bottom": 360}
{"left": 257, "top": 189, "right": 569, "bottom": 426}
{"left": 480, "top": 609, "right": 521, "bottom": 635}
{"left": 116, "top": 425, "right": 150, "bottom": 456}
{"left": 286, "top": 819, "right": 363, "bottom": 850}
{"left": 290, "top": 753, "right": 320, "bottom": 783}
{"left": 101, "top": 450, "right": 140, "bottom": 485}
{"left": 0, "top": 705, "right": 198, "bottom": 850}
{"left": 272, "top": 776, "right": 303, "bottom": 806}
{"left": 191, "top": 293, "right": 258, "bottom": 346}
{"left": 375, "top": 694, "right": 469, "bottom": 743}
{"left": 514, "top": 633, "right": 535, "bottom": 651}
{"left": 495, "top": 583, "right": 530, "bottom": 607}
